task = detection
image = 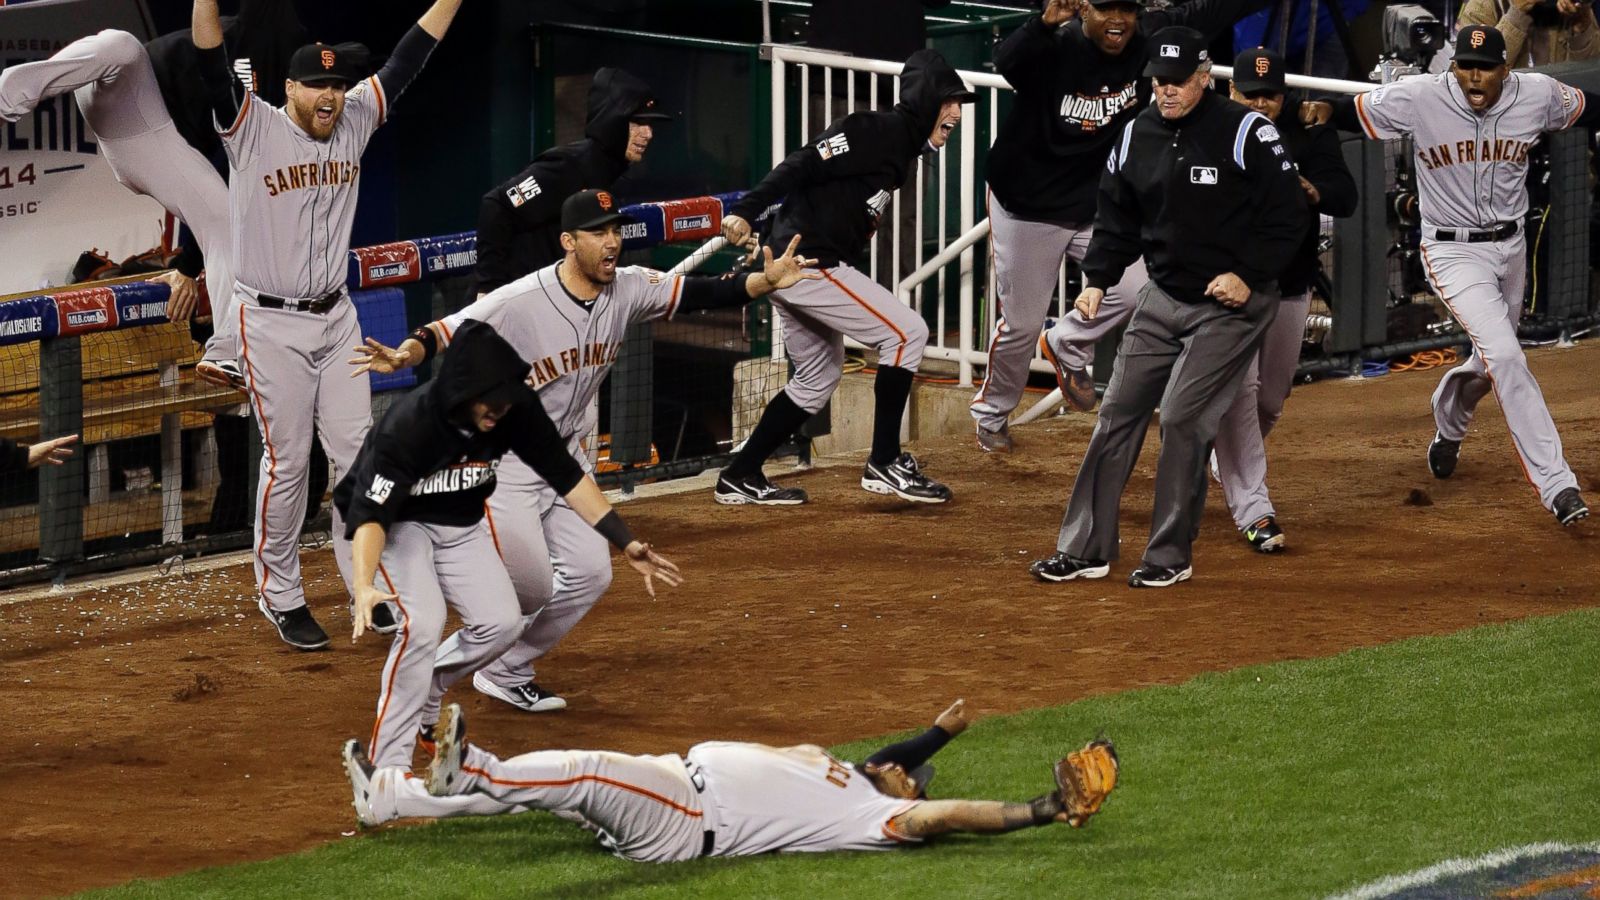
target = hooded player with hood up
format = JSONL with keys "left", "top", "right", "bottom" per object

{"left": 473, "top": 68, "right": 672, "bottom": 296}
{"left": 714, "top": 48, "right": 975, "bottom": 508}
{"left": 334, "top": 319, "right": 682, "bottom": 773}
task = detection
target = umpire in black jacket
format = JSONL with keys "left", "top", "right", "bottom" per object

{"left": 1212, "top": 47, "right": 1358, "bottom": 554}
{"left": 1031, "top": 27, "right": 1306, "bottom": 589}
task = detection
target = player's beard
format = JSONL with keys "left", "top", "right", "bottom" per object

{"left": 290, "top": 93, "right": 343, "bottom": 141}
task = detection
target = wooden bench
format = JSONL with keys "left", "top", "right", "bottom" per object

{"left": 0, "top": 288, "right": 244, "bottom": 553}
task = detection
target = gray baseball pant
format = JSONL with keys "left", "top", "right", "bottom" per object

{"left": 774, "top": 264, "right": 929, "bottom": 413}
{"left": 972, "top": 194, "right": 1148, "bottom": 430}
{"left": 368, "top": 520, "right": 522, "bottom": 770}
{"left": 0, "top": 29, "right": 237, "bottom": 359}
{"left": 1420, "top": 236, "right": 1578, "bottom": 508}
{"left": 1212, "top": 291, "right": 1311, "bottom": 529}
{"left": 1056, "top": 282, "right": 1278, "bottom": 570}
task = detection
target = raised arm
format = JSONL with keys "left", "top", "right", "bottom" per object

{"left": 372, "top": 0, "right": 462, "bottom": 106}
{"left": 192, "top": 0, "right": 241, "bottom": 129}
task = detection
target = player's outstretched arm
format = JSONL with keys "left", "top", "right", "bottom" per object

{"left": 192, "top": 0, "right": 223, "bottom": 50}
{"left": 417, "top": 0, "right": 465, "bottom": 41}
{"left": 890, "top": 799, "right": 1064, "bottom": 837}
{"left": 350, "top": 521, "right": 398, "bottom": 641}
{"left": 560, "top": 477, "right": 684, "bottom": 598}
{"left": 673, "top": 235, "right": 822, "bottom": 315}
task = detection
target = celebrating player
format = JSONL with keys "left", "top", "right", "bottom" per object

{"left": 714, "top": 48, "right": 975, "bottom": 506}
{"left": 336, "top": 319, "right": 680, "bottom": 774}
{"left": 1212, "top": 48, "right": 1357, "bottom": 553}
{"left": 1304, "top": 24, "right": 1594, "bottom": 527}
{"left": 193, "top": 0, "right": 464, "bottom": 651}
{"left": 473, "top": 68, "right": 671, "bottom": 296}
{"left": 341, "top": 698, "right": 1120, "bottom": 863}
{"left": 1030, "top": 28, "right": 1306, "bottom": 588}
{"left": 972, "top": 0, "right": 1271, "bottom": 452}
{"left": 350, "top": 189, "right": 820, "bottom": 715}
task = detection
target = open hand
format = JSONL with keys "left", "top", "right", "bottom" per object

{"left": 762, "top": 234, "right": 822, "bottom": 291}
{"left": 350, "top": 337, "right": 411, "bottom": 377}
{"left": 351, "top": 583, "right": 399, "bottom": 641}
{"left": 624, "top": 542, "right": 684, "bottom": 598}
{"left": 27, "top": 433, "right": 79, "bottom": 468}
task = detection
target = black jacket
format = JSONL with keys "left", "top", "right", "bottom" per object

{"left": 1082, "top": 92, "right": 1307, "bottom": 303}
{"left": 334, "top": 321, "right": 585, "bottom": 537}
{"left": 729, "top": 49, "right": 971, "bottom": 268}
{"left": 986, "top": 0, "right": 1271, "bottom": 225}
{"left": 474, "top": 68, "right": 650, "bottom": 293}
{"left": 1272, "top": 110, "right": 1357, "bottom": 295}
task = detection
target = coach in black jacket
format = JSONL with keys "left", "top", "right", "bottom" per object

{"left": 1211, "top": 47, "right": 1358, "bottom": 554}
{"left": 473, "top": 68, "right": 672, "bottom": 296}
{"left": 336, "top": 320, "right": 680, "bottom": 772}
{"left": 1031, "top": 27, "right": 1305, "bottom": 589}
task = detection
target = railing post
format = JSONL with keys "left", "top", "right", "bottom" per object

{"left": 38, "top": 335, "right": 84, "bottom": 565}
{"left": 159, "top": 360, "right": 182, "bottom": 545}
{"left": 1543, "top": 128, "right": 1589, "bottom": 322}
{"left": 608, "top": 321, "right": 655, "bottom": 469}
{"left": 957, "top": 97, "right": 977, "bottom": 388}
{"left": 1332, "top": 136, "right": 1386, "bottom": 353}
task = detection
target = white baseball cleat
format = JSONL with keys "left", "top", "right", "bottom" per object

{"left": 426, "top": 703, "right": 467, "bottom": 796}
{"left": 342, "top": 739, "right": 381, "bottom": 828}
{"left": 472, "top": 671, "right": 568, "bottom": 712}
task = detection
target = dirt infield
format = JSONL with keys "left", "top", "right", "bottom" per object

{"left": 3, "top": 341, "right": 1596, "bottom": 897}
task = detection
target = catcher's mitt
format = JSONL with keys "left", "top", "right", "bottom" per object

{"left": 1053, "top": 739, "right": 1119, "bottom": 828}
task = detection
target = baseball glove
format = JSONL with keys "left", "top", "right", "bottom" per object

{"left": 1053, "top": 739, "right": 1119, "bottom": 828}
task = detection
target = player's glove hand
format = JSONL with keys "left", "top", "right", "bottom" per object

{"left": 349, "top": 337, "right": 412, "bottom": 377}
{"left": 151, "top": 270, "right": 199, "bottom": 323}
{"left": 624, "top": 541, "right": 683, "bottom": 599}
{"left": 1053, "top": 739, "right": 1119, "bottom": 828}
{"left": 351, "top": 582, "right": 399, "bottom": 642}
{"left": 760, "top": 234, "right": 822, "bottom": 293}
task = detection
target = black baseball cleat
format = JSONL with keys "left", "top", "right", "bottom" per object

{"left": 714, "top": 471, "right": 809, "bottom": 506}
{"left": 1127, "top": 563, "right": 1193, "bottom": 588}
{"left": 1427, "top": 432, "right": 1460, "bottom": 479}
{"left": 1243, "top": 516, "right": 1286, "bottom": 553}
{"left": 1030, "top": 552, "right": 1110, "bottom": 583}
{"left": 1553, "top": 488, "right": 1589, "bottom": 526}
{"left": 426, "top": 703, "right": 468, "bottom": 796}
{"left": 342, "top": 739, "right": 381, "bottom": 828}
{"left": 259, "top": 598, "right": 330, "bottom": 651}
{"left": 418, "top": 722, "right": 437, "bottom": 757}
{"left": 473, "top": 671, "right": 567, "bottom": 712}
{"left": 861, "top": 453, "right": 953, "bottom": 503}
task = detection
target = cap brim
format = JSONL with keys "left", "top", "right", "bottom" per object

{"left": 569, "top": 211, "right": 639, "bottom": 232}
{"left": 1144, "top": 60, "right": 1197, "bottom": 79}
{"left": 948, "top": 90, "right": 979, "bottom": 104}
{"left": 1232, "top": 77, "right": 1284, "bottom": 94}
{"left": 631, "top": 111, "right": 674, "bottom": 123}
{"left": 1454, "top": 52, "right": 1504, "bottom": 66}
{"left": 479, "top": 381, "right": 527, "bottom": 410}
{"left": 1087, "top": 0, "right": 1143, "bottom": 7}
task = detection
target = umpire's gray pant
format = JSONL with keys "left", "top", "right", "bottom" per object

{"left": 1056, "top": 282, "right": 1278, "bottom": 570}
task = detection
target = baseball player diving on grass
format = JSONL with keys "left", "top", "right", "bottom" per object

{"left": 350, "top": 190, "right": 823, "bottom": 715}
{"left": 342, "top": 698, "right": 1121, "bottom": 862}
{"left": 713, "top": 48, "right": 976, "bottom": 507}
{"left": 336, "top": 319, "right": 683, "bottom": 775}
{"left": 194, "top": 0, "right": 465, "bottom": 651}
{"left": 1303, "top": 24, "right": 1594, "bottom": 527}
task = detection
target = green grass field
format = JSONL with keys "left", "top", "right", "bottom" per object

{"left": 85, "top": 609, "right": 1600, "bottom": 900}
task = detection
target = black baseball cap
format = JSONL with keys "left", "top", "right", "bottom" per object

{"left": 287, "top": 42, "right": 368, "bottom": 87}
{"left": 561, "top": 189, "right": 638, "bottom": 232}
{"left": 1232, "top": 47, "right": 1286, "bottom": 94}
{"left": 1454, "top": 25, "right": 1508, "bottom": 67}
{"left": 1144, "top": 26, "right": 1210, "bottom": 80}
{"left": 1085, "top": 0, "right": 1143, "bottom": 7}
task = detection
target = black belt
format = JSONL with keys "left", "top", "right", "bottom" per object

{"left": 1428, "top": 221, "right": 1518, "bottom": 243}
{"left": 686, "top": 761, "right": 714, "bottom": 857}
{"left": 254, "top": 290, "right": 343, "bottom": 314}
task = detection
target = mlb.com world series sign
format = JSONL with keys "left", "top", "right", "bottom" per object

{"left": 0, "top": 0, "right": 168, "bottom": 295}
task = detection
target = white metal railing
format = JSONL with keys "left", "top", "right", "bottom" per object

{"left": 678, "top": 44, "right": 1375, "bottom": 391}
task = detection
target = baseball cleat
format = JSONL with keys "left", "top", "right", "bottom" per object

{"left": 1553, "top": 488, "right": 1589, "bottom": 527}
{"left": 714, "top": 471, "right": 808, "bottom": 506}
{"left": 258, "top": 598, "right": 330, "bottom": 651}
{"left": 1030, "top": 552, "right": 1110, "bottom": 582}
{"left": 1127, "top": 563, "right": 1193, "bottom": 588}
{"left": 472, "top": 671, "right": 568, "bottom": 712}
{"left": 342, "top": 739, "right": 381, "bottom": 828}
{"left": 1040, "top": 334, "right": 1097, "bottom": 412}
{"left": 196, "top": 358, "right": 246, "bottom": 390}
{"left": 1427, "top": 432, "right": 1460, "bottom": 479}
{"left": 975, "top": 423, "right": 1014, "bottom": 454}
{"left": 861, "top": 453, "right": 952, "bottom": 503}
{"left": 1243, "top": 516, "right": 1286, "bottom": 553}
{"left": 426, "top": 703, "right": 467, "bottom": 796}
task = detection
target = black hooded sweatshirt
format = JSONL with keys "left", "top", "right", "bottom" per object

{"left": 474, "top": 68, "right": 655, "bottom": 294}
{"left": 986, "top": 0, "right": 1271, "bottom": 225}
{"left": 728, "top": 48, "right": 972, "bottom": 268}
{"left": 334, "top": 320, "right": 585, "bottom": 537}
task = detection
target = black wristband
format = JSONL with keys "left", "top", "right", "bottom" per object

{"left": 410, "top": 326, "right": 438, "bottom": 363}
{"left": 594, "top": 510, "right": 636, "bottom": 552}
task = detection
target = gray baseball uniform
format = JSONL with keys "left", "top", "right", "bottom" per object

{"left": 0, "top": 30, "right": 235, "bottom": 351}
{"left": 420, "top": 263, "right": 685, "bottom": 712}
{"left": 1352, "top": 71, "right": 1585, "bottom": 509}
{"left": 220, "top": 75, "right": 389, "bottom": 614}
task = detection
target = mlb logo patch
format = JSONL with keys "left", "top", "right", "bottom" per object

{"left": 1190, "top": 167, "right": 1218, "bottom": 185}
{"left": 1161, "top": 44, "right": 1180, "bottom": 58}
{"left": 816, "top": 134, "right": 850, "bottom": 160}
{"left": 506, "top": 177, "right": 541, "bottom": 208}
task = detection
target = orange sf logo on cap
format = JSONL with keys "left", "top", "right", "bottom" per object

{"left": 1470, "top": 29, "right": 1486, "bottom": 49}
{"left": 597, "top": 191, "right": 613, "bottom": 210}
{"left": 1255, "top": 57, "right": 1270, "bottom": 77}
{"left": 320, "top": 49, "right": 336, "bottom": 69}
